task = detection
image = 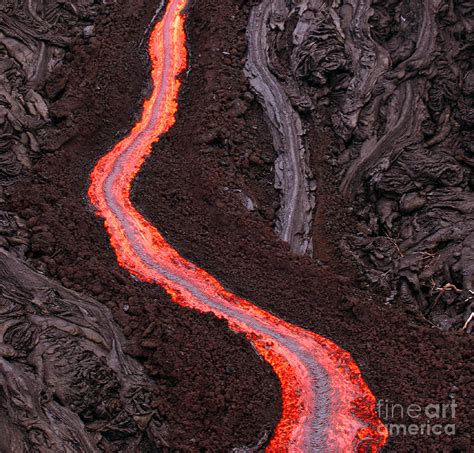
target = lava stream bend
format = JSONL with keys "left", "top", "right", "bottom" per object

{"left": 88, "top": 0, "right": 388, "bottom": 450}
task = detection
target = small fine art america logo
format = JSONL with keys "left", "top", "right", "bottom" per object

{"left": 377, "top": 399, "right": 457, "bottom": 436}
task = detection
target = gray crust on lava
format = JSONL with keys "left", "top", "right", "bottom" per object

{"left": 245, "top": 0, "right": 317, "bottom": 256}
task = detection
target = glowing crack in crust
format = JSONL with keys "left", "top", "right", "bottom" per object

{"left": 88, "top": 0, "right": 388, "bottom": 450}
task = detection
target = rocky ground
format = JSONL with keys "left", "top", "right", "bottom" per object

{"left": 1, "top": 0, "right": 473, "bottom": 451}
{"left": 296, "top": 0, "right": 474, "bottom": 331}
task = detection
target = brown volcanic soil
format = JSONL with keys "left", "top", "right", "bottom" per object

{"left": 8, "top": 1, "right": 280, "bottom": 451}
{"left": 7, "top": 0, "right": 472, "bottom": 452}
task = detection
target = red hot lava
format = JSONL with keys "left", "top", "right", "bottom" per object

{"left": 88, "top": 0, "right": 388, "bottom": 450}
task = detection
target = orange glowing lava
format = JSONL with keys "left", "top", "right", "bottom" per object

{"left": 88, "top": 0, "right": 388, "bottom": 450}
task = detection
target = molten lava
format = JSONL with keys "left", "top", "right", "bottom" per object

{"left": 88, "top": 0, "right": 388, "bottom": 450}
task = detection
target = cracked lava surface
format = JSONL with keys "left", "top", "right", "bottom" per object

{"left": 88, "top": 0, "right": 388, "bottom": 450}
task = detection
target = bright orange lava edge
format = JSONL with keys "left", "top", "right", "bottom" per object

{"left": 88, "top": 0, "right": 389, "bottom": 450}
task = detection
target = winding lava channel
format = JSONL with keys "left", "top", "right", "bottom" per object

{"left": 89, "top": 0, "right": 388, "bottom": 450}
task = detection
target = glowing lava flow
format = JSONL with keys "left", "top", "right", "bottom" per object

{"left": 88, "top": 0, "right": 388, "bottom": 450}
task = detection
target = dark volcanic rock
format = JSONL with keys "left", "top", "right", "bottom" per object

{"left": 261, "top": 0, "right": 474, "bottom": 330}
{"left": 0, "top": 0, "right": 104, "bottom": 184}
{"left": 0, "top": 249, "right": 165, "bottom": 451}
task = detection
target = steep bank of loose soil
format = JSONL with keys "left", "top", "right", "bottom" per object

{"left": 7, "top": 0, "right": 472, "bottom": 451}
{"left": 8, "top": 0, "right": 280, "bottom": 450}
